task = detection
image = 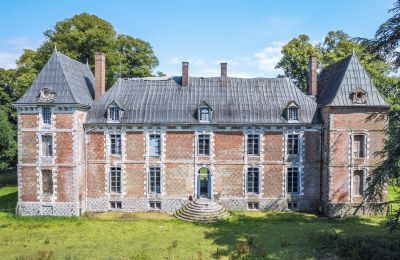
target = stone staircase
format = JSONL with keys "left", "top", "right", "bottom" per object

{"left": 174, "top": 199, "right": 229, "bottom": 223}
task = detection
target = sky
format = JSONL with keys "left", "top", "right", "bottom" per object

{"left": 0, "top": 0, "right": 396, "bottom": 78}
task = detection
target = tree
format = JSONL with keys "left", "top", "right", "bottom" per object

{"left": 0, "top": 109, "right": 17, "bottom": 170}
{"left": 275, "top": 35, "right": 320, "bottom": 93}
{"left": 276, "top": 31, "right": 398, "bottom": 95}
{"left": 16, "top": 13, "right": 159, "bottom": 91}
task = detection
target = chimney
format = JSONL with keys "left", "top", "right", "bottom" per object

{"left": 220, "top": 62, "right": 227, "bottom": 77}
{"left": 182, "top": 62, "right": 189, "bottom": 87}
{"left": 308, "top": 55, "right": 317, "bottom": 97}
{"left": 95, "top": 53, "right": 106, "bottom": 99}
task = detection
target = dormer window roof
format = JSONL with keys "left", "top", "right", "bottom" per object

{"left": 107, "top": 101, "right": 124, "bottom": 122}
{"left": 285, "top": 101, "right": 300, "bottom": 122}
{"left": 196, "top": 101, "right": 213, "bottom": 123}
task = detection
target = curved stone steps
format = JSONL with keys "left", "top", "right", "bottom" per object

{"left": 174, "top": 199, "right": 229, "bottom": 223}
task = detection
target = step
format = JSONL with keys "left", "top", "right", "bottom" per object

{"left": 174, "top": 200, "right": 229, "bottom": 223}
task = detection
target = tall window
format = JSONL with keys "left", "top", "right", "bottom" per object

{"left": 353, "top": 134, "right": 366, "bottom": 158}
{"left": 109, "top": 167, "right": 122, "bottom": 193}
{"left": 110, "top": 134, "right": 121, "bottom": 155}
{"left": 287, "top": 167, "right": 299, "bottom": 194}
{"left": 42, "top": 170, "right": 53, "bottom": 194}
{"left": 149, "top": 134, "right": 161, "bottom": 157}
{"left": 287, "top": 107, "right": 299, "bottom": 121}
{"left": 353, "top": 170, "right": 365, "bottom": 196}
{"left": 247, "top": 167, "right": 260, "bottom": 193}
{"left": 108, "top": 106, "right": 120, "bottom": 121}
{"left": 42, "top": 107, "right": 52, "bottom": 125}
{"left": 199, "top": 107, "right": 211, "bottom": 122}
{"left": 149, "top": 167, "right": 161, "bottom": 194}
{"left": 42, "top": 135, "right": 53, "bottom": 157}
{"left": 247, "top": 134, "right": 259, "bottom": 155}
{"left": 198, "top": 134, "right": 210, "bottom": 156}
{"left": 287, "top": 134, "right": 299, "bottom": 155}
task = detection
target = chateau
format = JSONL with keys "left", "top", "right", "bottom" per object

{"left": 13, "top": 49, "right": 389, "bottom": 217}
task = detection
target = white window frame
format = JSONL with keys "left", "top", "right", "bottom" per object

{"left": 42, "top": 107, "right": 52, "bottom": 125}
{"left": 148, "top": 166, "right": 162, "bottom": 194}
{"left": 41, "top": 135, "right": 53, "bottom": 157}
{"left": 110, "top": 134, "right": 122, "bottom": 155}
{"left": 108, "top": 106, "right": 120, "bottom": 122}
{"left": 149, "top": 134, "right": 161, "bottom": 157}
{"left": 352, "top": 169, "right": 366, "bottom": 197}
{"left": 286, "top": 167, "right": 300, "bottom": 194}
{"left": 287, "top": 107, "right": 299, "bottom": 121}
{"left": 352, "top": 134, "right": 367, "bottom": 159}
{"left": 198, "top": 106, "right": 211, "bottom": 122}
{"left": 247, "top": 202, "right": 259, "bottom": 210}
{"left": 287, "top": 134, "right": 299, "bottom": 155}
{"left": 247, "top": 134, "right": 260, "bottom": 156}
{"left": 198, "top": 134, "right": 211, "bottom": 156}
{"left": 41, "top": 170, "right": 53, "bottom": 195}
{"left": 149, "top": 201, "right": 162, "bottom": 210}
{"left": 109, "top": 167, "right": 122, "bottom": 193}
{"left": 246, "top": 167, "right": 260, "bottom": 194}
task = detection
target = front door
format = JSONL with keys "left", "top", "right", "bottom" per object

{"left": 198, "top": 167, "right": 211, "bottom": 198}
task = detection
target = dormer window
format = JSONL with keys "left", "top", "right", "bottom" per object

{"left": 108, "top": 106, "right": 120, "bottom": 121}
{"left": 285, "top": 101, "right": 300, "bottom": 122}
{"left": 199, "top": 107, "right": 210, "bottom": 122}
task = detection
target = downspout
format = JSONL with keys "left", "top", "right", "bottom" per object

{"left": 84, "top": 125, "right": 96, "bottom": 214}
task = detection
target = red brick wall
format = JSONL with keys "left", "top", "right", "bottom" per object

{"left": 165, "top": 132, "right": 193, "bottom": 160}
{"left": 264, "top": 132, "right": 283, "bottom": 162}
{"left": 57, "top": 167, "right": 75, "bottom": 202}
{"left": 88, "top": 132, "right": 105, "bottom": 160}
{"left": 304, "top": 131, "right": 320, "bottom": 162}
{"left": 213, "top": 164, "right": 243, "bottom": 197}
{"left": 20, "top": 114, "right": 38, "bottom": 128}
{"left": 19, "top": 167, "right": 37, "bottom": 201}
{"left": 21, "top": 132, "right": 37, "bottom": 164}
{"left": 87, "top": 164, "right": 105, "bottom": 198}
{"left": 125, "top": 132, "right": 145, "bottom": 161}
{"left": 125, "top": 164, "right": 146, "bottom": 197}
{"left": 55, "top": 113, "right": 74, "bottom": 129}
{"left": 214, "top": 132, "right": 243, "bottom": 161}
{"left": 164, "top": 164, "right": 194, "bottom": 196}
{"left": 263, "top": 165, "right": 283, "bottom": 197}
{"left": 56, "top": 132, "right": 74, "bottom": 164}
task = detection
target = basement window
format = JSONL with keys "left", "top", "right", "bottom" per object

{"left": 110, "top": 201, "right": 122, "bottom": 209}
{"left": 247, "top": 202, "right": 259, "bottom": 210}
{"left": 287, "top": 202, "right": 299, "bottom": 210}
{"left": 149, "top": 201, "right": 161, "bottom": 210}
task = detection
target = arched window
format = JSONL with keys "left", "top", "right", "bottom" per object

{"left": 199, "top": 107, "right": 211, "bottom": 122}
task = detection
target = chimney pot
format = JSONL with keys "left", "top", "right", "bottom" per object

{"left": 95, "top": 53, "right": 106, "bottom": 99}
{"left": 220, "top": 62, "right": 227, "bottom": 77}
{"left": 182, "top": 62, "right": 189, "bottom": 87}
{"left": 308, "top": 55, "right": 317, "bottom": 97}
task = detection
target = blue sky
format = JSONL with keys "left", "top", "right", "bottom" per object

{"left": 0, "top": 0, "right": 395, "bottom": 77}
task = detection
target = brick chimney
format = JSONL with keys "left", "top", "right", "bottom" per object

{"left": 182, "top": 62, "right": 189, "bottom": 87}
{"left": 220, "top": 62, "right": 227, "bottom": 77}
{"left": 95, "top": 53, "right": 106, "bottom": 99}
{"left": 308, "top": 55, "right": 317, "bottom": 97}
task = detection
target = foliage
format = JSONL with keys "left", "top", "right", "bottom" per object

{"left": 0, "top": 110, "right": 17, "bottom": 170}
{"left": 276, "top": 30, "right": 398, "bottom": 94}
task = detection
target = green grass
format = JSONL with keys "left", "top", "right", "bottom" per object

{"left": 0, "top": 169, "right": 397, "bottom": 259}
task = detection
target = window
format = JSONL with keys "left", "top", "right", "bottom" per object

{"left": 148, "top": 167, "right": 161, "bottom": 194}
{"left": 108, "top": 106, "right": 120, "bottom": 121}
{"left": 288, "top": 202, "right": 298, "bottom": 210}
{"left": 353, "top": 170, "right": 365, "bottom": 196}
{"left": 198, "top": 134, "right": 210, "bottom": 156}
{"left": 247, "top": 167, "right": 260, "bottom": 193}
{"left": 247, "top": 202, "right": 259, "bottom": 210}
{"left": 110, "top": 201, "right": 122, "bottom": 209}
{"left": 287, "top": 167, "right": 299, "bottom": 194}
{"left": 287, "top": 107, "right": 299, "bottom": 121}
{"left": 149, "top": 134, "right": 161, "bottom": 157}
{"left": 287, "top": 134, "right": 299, "bottom": 155}
{"left": 199, "top": 107, "right": 211, "bottom": 122}
{"left": 110, "top": 134, "right": 121, "bottom": 155}
{"left": 247, "top": 134, "right": 259, "bottom": 155}
{"left": 41, "top": 135, "right": 53, "bottom": 157}
{"left": 149, "top": 201, "right": 161, "bottom": 210}
{"left": 42, "top": 170, "right": 53, "bottom": 194}
{"left": 42, "top": 107, "right": 52, "bottom": 125}
{"left": 109, "top": 167, "right": 122, "bottom": 193}
{"left": 353, "top": 134, "right": 366, "bottom": 158}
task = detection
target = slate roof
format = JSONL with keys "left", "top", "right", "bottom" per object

{"left": 14, "top": 50, "right": 95, "bottom": 106}
{"left": 317, "top": 51, "right": 389, "bottom": 107}
{"left": 86, "top": 77, "right": 319, "bottom": 125}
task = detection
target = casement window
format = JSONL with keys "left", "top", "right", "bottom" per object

{"left": 42, "top": 107, "right": 52, "bottom": 125}
{"left": 353, "top": 134, "right": 366, "bottom": 159}
{"left": 149, "top": 201, "right": 161, "bottom": 210}
{"left": 288, "top": 201, "right": 298, "bottom": 210}
{"left": 247, "top": 167, "right": 260, "bottom": 193}
{"left": 352, "top": 170, "right": 365, "bottom": 196}
{"left": 41, "top": 135, "right": 53, "bottom": 157}
{"left": 110, "top": 134, "right": 122, "bottom": 155}
{"left": 247, "top": 134, "right": 260, "bottom": 155}
{"left": 109, "top": 167, "right": 122, "bottom": 193}
{"left": 148, "top": 167, "right": 161, "bottom": 194}
{"left": 110, "top": 201, "right": 122, "bottom": 209}
{"left": 149, "top": 134, "right": 161, "bottom": 157}
{"left": 287, "top": 134, "right": 299, "bottom": 155}
{"left": 198, "top": 134, "right": 210, "bottom": 156}
{"left": 287, "top": 107, "right": 299, "bottom": 121}
{"left": 287, "top": 167, "right": 299, "bottom": 194}
{"left": 199, "top": 107, "right": 211, "bottom": 122}
{"left": 42, "top": 170, "right": 53, "bottom": 194}
{"left": 108, "top": 106, "right": 120, "bottom": 121}
{"left": 247, "top": 202, "right": 259, "bottom": 210}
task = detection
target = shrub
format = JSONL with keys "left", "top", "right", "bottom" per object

{"left": 236, "top": 239, "right": 249, "bottom": 255}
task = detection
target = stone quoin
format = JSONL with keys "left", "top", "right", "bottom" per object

{"left": 13, "top": 49, "right": 389, "bottom": 217}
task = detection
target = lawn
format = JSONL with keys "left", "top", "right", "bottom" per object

{"left": 0, "top": 170, "right": 398, "bottom": 260}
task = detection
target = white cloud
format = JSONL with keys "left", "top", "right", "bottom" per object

{"left": 254, "top": 40, "right": 285, "bottom": 75}
{"left": 0, "top": 52, "right": 20, "bottom": 69}
{"left": 5, "top": 37, "right": 34, "bottom": 49}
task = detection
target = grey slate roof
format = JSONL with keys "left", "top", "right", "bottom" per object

{"left": 317, "top": 51, "right": 389, "bottom": 107}
{"left": 86, "top": 77, "right": 319, "bottom": 125}
{"left": 14, "top": 51, "right": 95, "bottom": 106}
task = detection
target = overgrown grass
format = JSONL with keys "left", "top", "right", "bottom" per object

{"left": 0, "top": 170, "right": 398, "bottom": 259}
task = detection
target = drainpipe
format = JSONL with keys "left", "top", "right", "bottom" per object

{"left": 84, "top": 125, "right": 96, "bottom": 214}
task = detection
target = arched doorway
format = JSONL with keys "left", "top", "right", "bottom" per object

{"left": 197, "top": 167, "right": 211, "bottom": 199}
